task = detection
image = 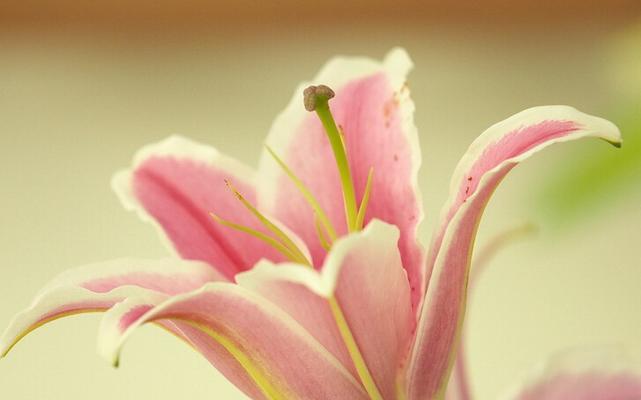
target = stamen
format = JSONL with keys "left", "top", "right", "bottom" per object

{"left": 328, "top": 297, "right": 384, "bottom": 400}
{"left": 181, "top": 320, "right": 287, "bottom": 400}
{"left": 314, "top": 216, "right": 331, "bottom": 252}
{"left": 209, "top": 212, "right": 303, "bottom": 264}
{"left": 266, "top": 145, "right": 337, "bottom": 243}
{"left": 224, "top": 180, "right": 311, "bottom": 266}
{"left": 304, "top": 85, "right": 359, "bottom": 232}
{"left": 355, "top": 168, "right": 374, "bottom": 230}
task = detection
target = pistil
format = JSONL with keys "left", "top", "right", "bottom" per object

{"left": 304, "top": 85, "right": 359, "bottom": 232}
{"left": 210, "top": 85, "right": 381, "bottom": 399}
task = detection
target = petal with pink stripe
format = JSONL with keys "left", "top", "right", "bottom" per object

{"left": 0, "top": 258, "right": 220, "bottom": 357}
{"left": 103, "top": 283, "right": 368, "bottom": 400}
{"left": 113, "top": 135, "right": 286, "bottom": 279}
{"left": 236, "top": 220, "right": 413, "bottom": 399}
{"left": 258, "top": 48, "right": 424, "bottom": 310}
{"left": 406, "top": 106, "right": 621, "bottom": 400}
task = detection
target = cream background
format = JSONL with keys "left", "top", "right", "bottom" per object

{"left": 1, "top": 19, "right": 640, "bottom": 399}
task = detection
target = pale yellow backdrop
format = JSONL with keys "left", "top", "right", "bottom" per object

{"left": 1, "top": 4, "right": 640, "bottom": 399}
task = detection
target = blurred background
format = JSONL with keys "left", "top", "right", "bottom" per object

{"left": 1, "top": 1, "right": 640, "bottom": 399}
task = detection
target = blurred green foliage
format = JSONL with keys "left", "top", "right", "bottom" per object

{"left": 538, "top": 103, "right": 640, "bottom": 226}
{"left": 537, "top": 23, "right": 641, "bottom": 227}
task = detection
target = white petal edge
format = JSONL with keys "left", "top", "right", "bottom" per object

{"left": 97, "top": 293, "right": 168, "bottom": 366}
{"left": 0, "top": 258, "right": 218, "bottom": 357}
{"left": 111, "top": 135, "right": 257, "bottom": 256}
{"left": 1, "top": 285, "right": 146, "bottom": 357}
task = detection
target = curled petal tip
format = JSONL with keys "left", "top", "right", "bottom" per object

{"left": 0, "top": 334, "right": 20, "bottom": 359}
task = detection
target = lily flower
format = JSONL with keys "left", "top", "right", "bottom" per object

{"left": 0, "top": 48, "right": 623, "bottom": 400}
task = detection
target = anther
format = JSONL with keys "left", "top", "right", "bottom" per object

{"left": 303, "top": 85, "right": 335, "bottom": 112}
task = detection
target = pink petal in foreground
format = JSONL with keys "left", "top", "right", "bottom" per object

{"left": 406, "top": 106, "right": 621, "bottom": 400}
{"left": 113, "top": 136, "right": 285, "bottom": 279}
{"left": 236, "top": 220, "right": 413, "bottom": 399}
{"left": 259, "top": 48, "right": 424, "bottom": 310}
{"left": 104, "top": 283, "right": 368, "bottom": 400}
{"left": 0, "top": 258, "right": 220, "bottom": 357}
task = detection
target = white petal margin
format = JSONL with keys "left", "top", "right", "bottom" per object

{"left": 0, "top": 258, "right": 220, "bottom": 357}
{"left": 111, "top": 135, "right": 256, "bottom": 255}
{"left": 236, "top": 219, "right": 414, "bottom": 400}
{"left": 258, "top": 47, "right": 421, "bottom": 214}
{"left": 102, "top": 282, "right": 369, "bottom": 400}
{"left": 500, "top": 348, "right": 641, "bottom": 400}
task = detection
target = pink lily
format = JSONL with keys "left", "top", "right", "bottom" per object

{"left": 0, "top": 48, "right": 622, "bottom": 400}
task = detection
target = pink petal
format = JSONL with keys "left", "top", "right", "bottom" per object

{"left": 406, "top": 106, "right": 621, "bottom": 400}
{"left": 258, "top": 48, "right": 424, "bottom": 310}
{"left": 514, "top": 372, "right": 641, "bottom": 400}
{"left": 113, "top": 136, "right": 286, "bottom": 279}
{"left": 0, "top": 258, "right": 220, "bottom": 357}
{"left": 506, "top": 352, "right": 641, "bottom": 400}
{"left": 236, "top": 220, "right": 413, "bottom": 399}
{"left": 105, "top": 283, "right": 368, "bottom": 400}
